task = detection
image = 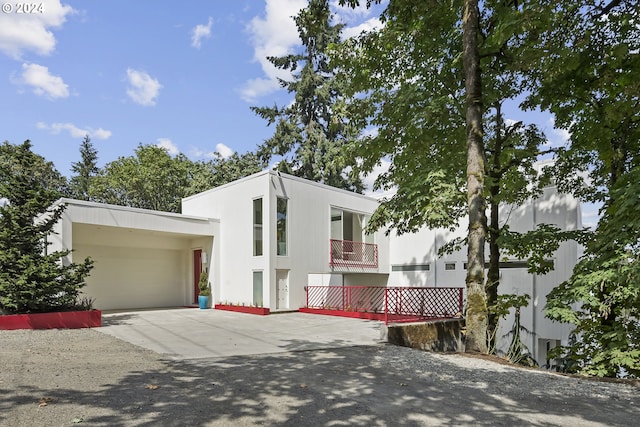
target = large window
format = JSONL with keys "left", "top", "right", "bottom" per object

{"left": 276, "top": 197, "right": 287, "bottom": 256}
{"left": 253, "top": 198, "right": 263, "bottom": 256}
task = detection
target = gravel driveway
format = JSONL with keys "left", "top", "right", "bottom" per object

{"left": 0, "top": 328, "right": 638, "bottom": 426}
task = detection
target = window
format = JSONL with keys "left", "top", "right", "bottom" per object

{"left": 445, "top": 262, "right": 456, "bottom": 270}
{"left": 277, "top": 198, "right": 287, "bottom": 256}
{"left": 253, "top": 198, "right": 263, "bottom": 256}
{"left": 253, "top": 271, "right": 263, "bottom": 307}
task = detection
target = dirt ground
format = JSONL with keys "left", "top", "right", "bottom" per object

{"left": 1, "top": 328, "right": 638, "bottom": 426}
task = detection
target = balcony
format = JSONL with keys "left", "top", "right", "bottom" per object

{"left": 330, "top": 239, "right": 378, "bottom": 269}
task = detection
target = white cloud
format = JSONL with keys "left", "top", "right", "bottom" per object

{"left": 191, "top": 17, "right": 213, "bottom": 49}
{"left": 17, "top": 63, "right": 69, "bottom": 99}
{"left": 126, "top": 68, "right": 162, "bottom": 106}
{"left": 342, "top": 17, "right": 383, "bottom": 39}
{"left": 548, "top": 116, "right": 572, "bottom": 147}
{"left": 215, "top": 143, "right": 234, "bottom": 159}
{"left": 0, "top": 0, "right": 75, "bottom": 59}
{"left": 156, "top": 138, "right": 179, "bottom": 155}
{"left": 241, "top": 0, "right": 307, "bottom": 102}
{"left": 190, "top": 143, "right": 234, "bottom": 159}
{"left": 330, "top": 0, "right": 373, "bottom": 19}
{"left": 362, "top": 158, "right": 391, "bottom": 196}
{"left": 36, "top": 122, "right": 111, "bottom": 140}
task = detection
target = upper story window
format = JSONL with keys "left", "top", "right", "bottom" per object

{"left": 277, "top": 197, "right": 287, "bottom": 256}
{"left": 253, "top": 198, "right": 263, "bottom": 256}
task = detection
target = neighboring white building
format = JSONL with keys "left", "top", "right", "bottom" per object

{"left": 50, "top": 169, "right": 581, "bottom": 366}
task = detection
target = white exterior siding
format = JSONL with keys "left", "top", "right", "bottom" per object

{"left": 183, "top": 174, "right": 269, "bottom": 306}
{"left": 182, "top": 171, "right": 389, "bottom": 310}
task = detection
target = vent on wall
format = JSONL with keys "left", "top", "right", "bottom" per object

{"left": 391, "top": 264, "right": 430, "bottom": 272}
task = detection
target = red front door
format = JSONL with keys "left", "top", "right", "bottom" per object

{"left": 193, "top": 249, "right": 202, "bottom": 304}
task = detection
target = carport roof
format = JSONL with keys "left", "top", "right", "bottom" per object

{"left": 56, "top": 198, "right": 219, "bottom": 236}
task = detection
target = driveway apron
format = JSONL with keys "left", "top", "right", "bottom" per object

{"left": 98, "top": 308, "right": 384, "bottom": 359}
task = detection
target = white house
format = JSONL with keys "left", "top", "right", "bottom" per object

{"left": 50, "top": 169, "right": 581, "bottom": 366}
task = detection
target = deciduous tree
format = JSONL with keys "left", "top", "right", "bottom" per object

{"left": 337, "top": 0, "right": 559, "bottom": 353}
{"left": 525, "top": 0, "right": 640, "bottom": 377}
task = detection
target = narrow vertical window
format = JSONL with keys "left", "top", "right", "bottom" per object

{"left": 253, "top": 198, "right": 263, "bottom": 256}
{"left": 277, "top": 197, "right": 287, "bottom": 256}
{"left": 253, "top": 271, "right": 263, "bottom": 307}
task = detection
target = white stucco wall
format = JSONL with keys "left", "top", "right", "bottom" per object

{"left": 182, "top": 171, "right": 388, "bottom": 310}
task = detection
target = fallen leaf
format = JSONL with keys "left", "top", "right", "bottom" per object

{"left": 72, "top": 417, "right": 84, "bottom": 423}
{"left": 38, "top": 397, "right": 55, "bottom": 407}
{"left": 145, "top": 384, "right": 160, "bottom": 390}
{"left": 299, "top": 384, "right": 307, "bottom": 389}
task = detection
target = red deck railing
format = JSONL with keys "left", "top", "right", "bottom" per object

{"left": 303, "top": 285, "right": 464, "bottom": 324}
{"left": 329, "top": 239, "right": 378, "bottom": 268}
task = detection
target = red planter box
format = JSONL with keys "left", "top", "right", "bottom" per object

{"left": 0, "top": 310, "right": 102, "bottom": 330}
{"left": 214, "top": 304, "right": 270, "bottom": 315}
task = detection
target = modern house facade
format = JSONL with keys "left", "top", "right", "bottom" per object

{"left": 50, "top": 169, "right": 581, "bottom": 365}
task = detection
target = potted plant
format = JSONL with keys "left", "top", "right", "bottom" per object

{"left": 198, "top": 271, "right": 210, "bottom": 309}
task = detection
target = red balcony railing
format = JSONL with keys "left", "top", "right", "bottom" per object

{"left": 303, "top": 285, "right": 464, "bottom": 324}
{"left": 330, "top": 239, "right": 378, "bottom": 268}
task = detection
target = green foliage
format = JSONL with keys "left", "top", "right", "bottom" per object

{"left": 517, "top": 0, "right": 640, "bottom": 378}
{"left": 488, "top": 294, "right": 537, "bottom": 366}
{"left": 0, "top": 140, "right": 94, "bottom": 314}
{"left": 336, "top": 0, "right": 565, "bottom": 352}
{"left": 252, "top": 0, "right": 363, "bottom": 192}
{"left": 499, "top": 224, "right": 591, "bottom": 274}
{"left": 198, "top": 271, "right": 210, "bottom": 297}
{"left": 546, "top": 165, "right": 640, "bottom": 378}
{"left": 90, "top": 144, "right": 265, "bottom": 213}
{"left": 91, "top": 144, "right": 190, "bottom": 212}
{"left": 185, "top": 151, "right": 266, "bottom": 197}
{"left": 69, "top": 135, "right": 99, "bottom": 201}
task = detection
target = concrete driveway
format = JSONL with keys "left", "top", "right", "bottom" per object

{"left": 98, "top": 308, "right": 384, "bottom": 359}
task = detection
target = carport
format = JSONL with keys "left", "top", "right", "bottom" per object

{"left": 51, "top": 199, "right": 219, "bottom": 311}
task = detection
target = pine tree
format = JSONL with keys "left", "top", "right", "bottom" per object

{"left": 252, "top": 0, "right": 363, "bottom": 192}
{"left": 0, "top": 140, "right": 93, "bottom": 314}
{"left": 69, "top": 135, "right": 99, "bottom": 201}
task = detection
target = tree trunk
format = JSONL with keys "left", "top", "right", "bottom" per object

{"left": 463, "top": 0, "right": 488, "bottom": 353}
{"left": 486, "top": 102, "right": 503, "bottom": 351}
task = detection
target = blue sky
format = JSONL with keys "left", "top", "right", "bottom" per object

{"left": 0, "top": 0, "right": 598, "bottom": 226}
{"left": 0, "top": 0, "right": 383, "bottom": 175}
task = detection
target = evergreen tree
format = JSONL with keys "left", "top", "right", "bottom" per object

{"left": 69, "top": 135, "right": 99, "bottom": 201}
{"left": 252, "top": 0, "right": 363, "bottom": 192}
{"left": 0, "top": 140, "right": 93, "bottom": 314}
